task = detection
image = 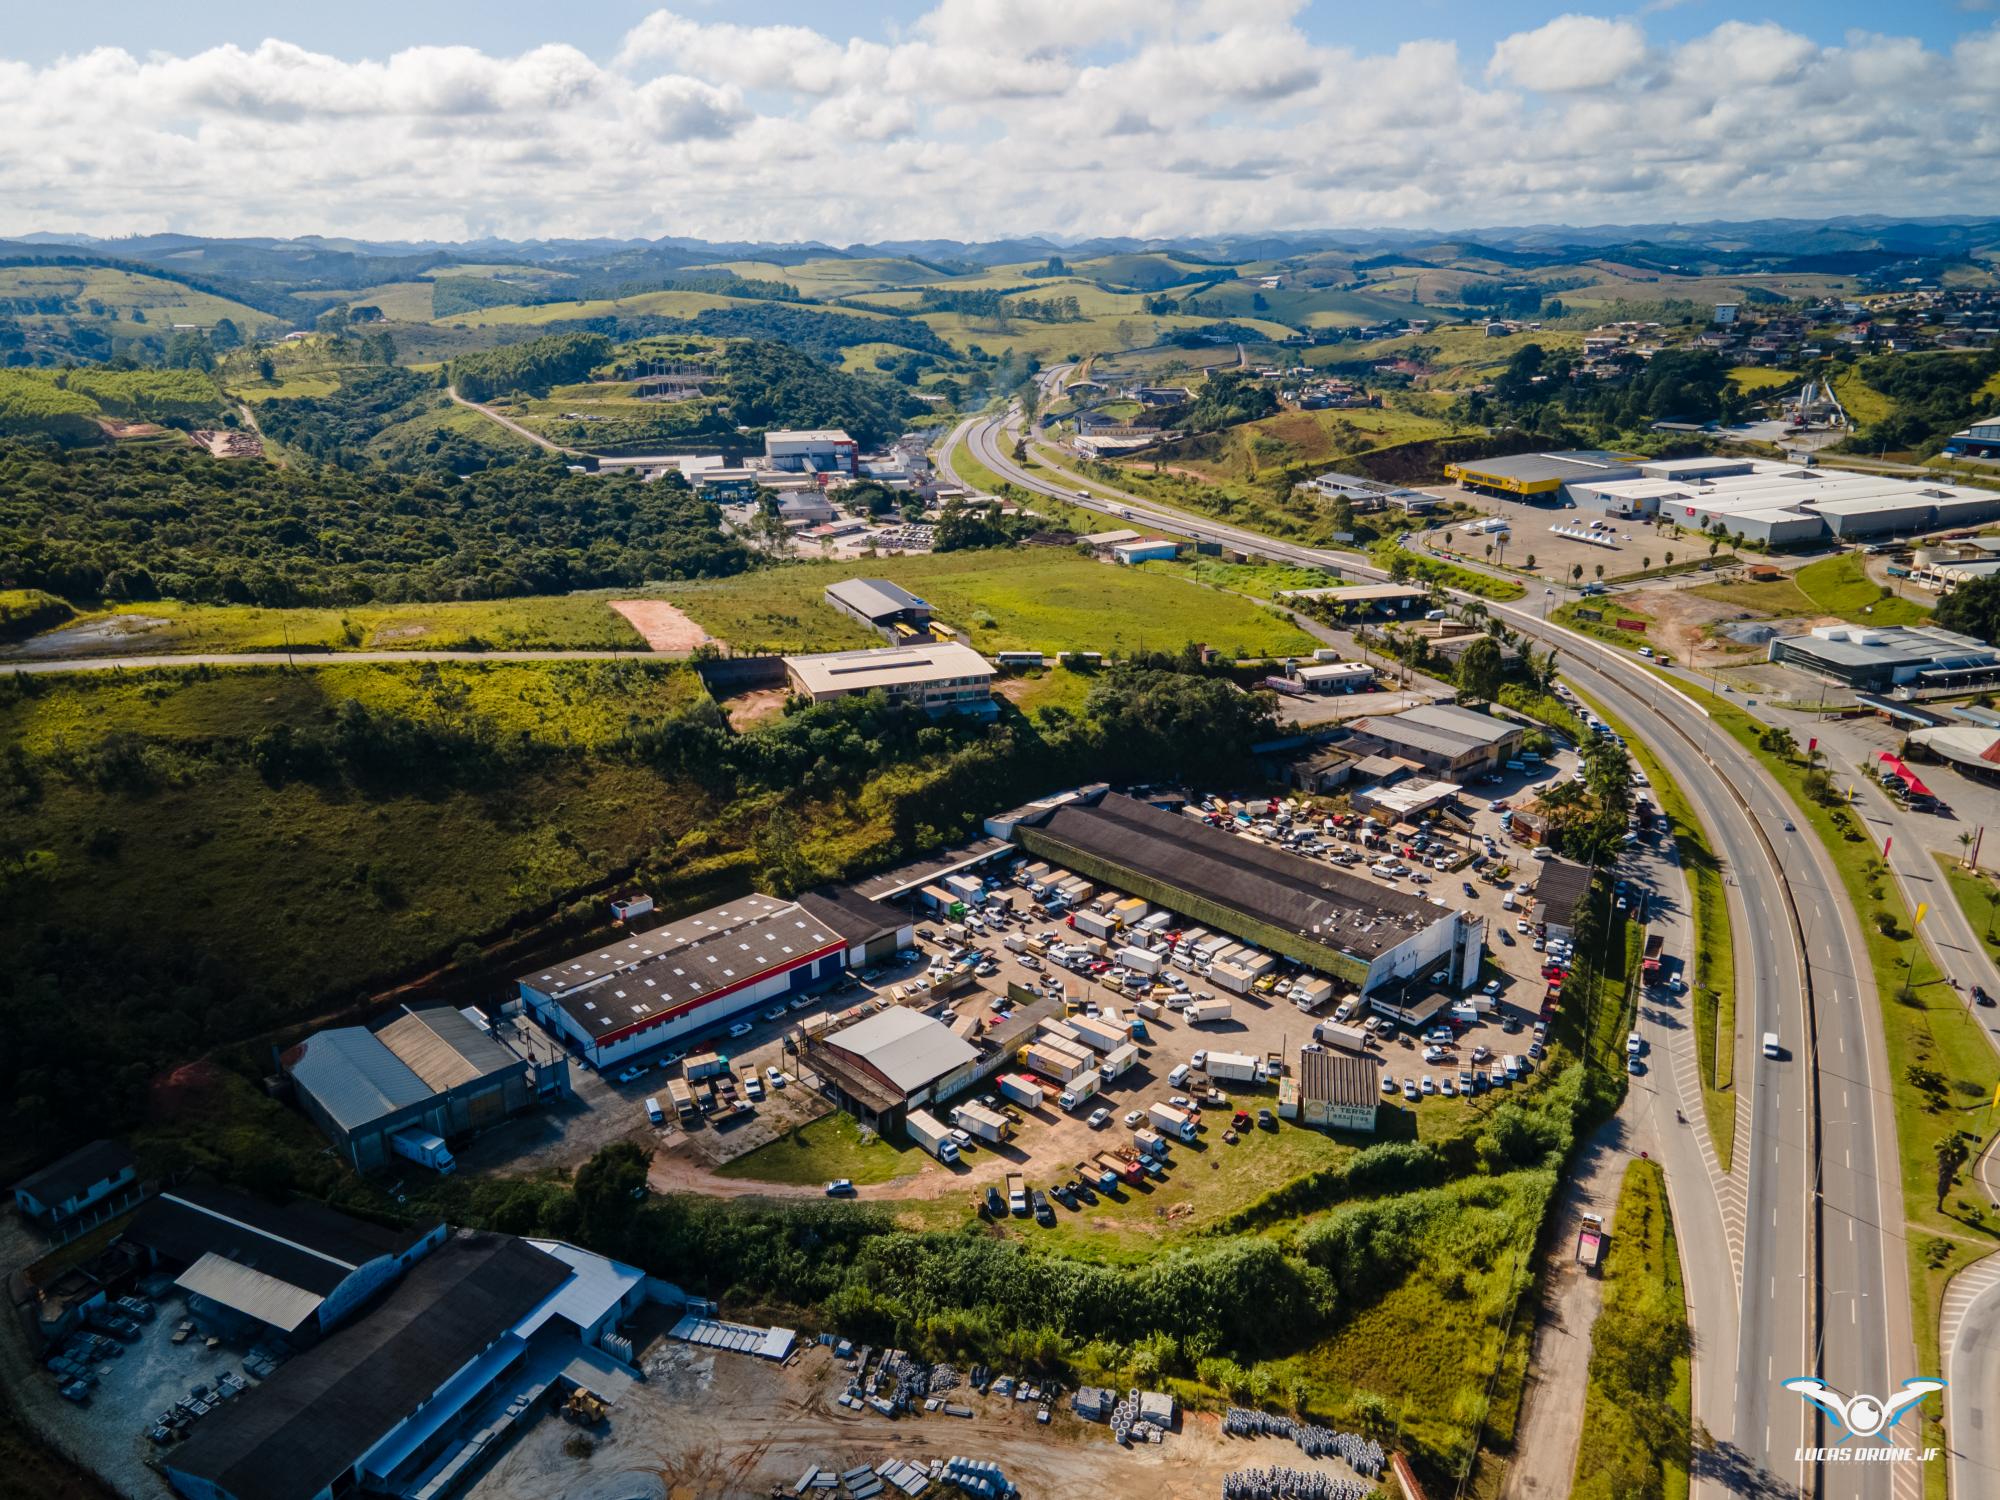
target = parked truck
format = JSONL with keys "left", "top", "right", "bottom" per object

{"left": 1131, "top": 1127, "right": 1167, "bottom": 1158}
{"left": 1642, "top": 932, "right": 1664, "bottom": 981}
{"left": 1005, "top": 1171, "right": 1028, "bottom": 1215}
{"left": 1210, "top": 960, "right": 1255, "bottom": 995}
{"left": 1314, "top": 1021, "right": 1370, "bottom": 1053}
{"left": 1576, "top": 1212, "right": 1606, "bottom": 1271}
{"left": 953, "top": 1101, "right": 1013, "bottom": 1143}
{"left": 1069, "top": 1015, "right": 1130, "bottom": 1053}
{"left": 685, "top": 1052, "right": 730, "bottom": 1082}
{"left": 1118, "top": 945, "right": 1163, "bottom": 977}
{"left": 1186, "top": 997, "right": 1235, "bottom": 1025}
{"left": 907, "top": 1109, "right": 960, "bottom": 1164}
{"left": 1148, "top": 1102, "right": 1198, "bottom": 1142}
{"left": 665, "top": 1078, "right": 698, "bottom": 1120}
{"left": 997, "top": 1073, "right": 1046, "bottom": 1109}
{"left": 1098, "top": 1150, "right": 1144, "bottom": 1185}
{"left": 1071, "top": 909, "right": 1117, "bottom": 940}
{"left": 1099, "top": 1042, "right": 1140, "bottom": 1083}
{"left": 1003, "top": 933, "right": 1029, "bottom": 954}
{"left": 391, "top": 1128, "right": 457, "bottom": 1174}
{"left": 1204, "top": 1050, "right": 1261, "bottom": 1083}
{"left": 1023, "top": 1044, "right": 1092, "bottom": 1083}
{"left": 1058, "top": 1073, "right": 1100, "bottom": 1110}
{"left": 1292, "top": 977, "right": 1334, "bottom": 1012}
{"left": 1080, "top": 1157, "right": 1121, "bottom": 1192}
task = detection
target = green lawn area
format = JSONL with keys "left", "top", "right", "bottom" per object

{"left": 1728, "top": 366, "right": 1800, "bottom": 393}
{"left": 1793, "top": 553, "right": 1931, "bottom": 625}
{"left": 659, "top": 551, "right": 1320, "bottom": 658}
{"left": 1935, "top": 854, "right": 2000, "bottom": 961}
{"left": 1137, "top": 556, "right": 1342, "bottom": 600}
{"left": 1569, "top": 684, "right": 1735, "bottom": 1171}
{"left": 1383, "top": 548, "right": 1526, "bottom": 602}
{"left": 1687, "top": 575, "right": 1819, "bottom": 615}
{"left": 4, "top": 595, "right": 649, "bottom": 658}
{"left": 1551, "top": 600, "right": 1658, "bottom": 652}
{"left": 1832, "top": 367, "right": 1895, "bottom": 429}
{"left": 1570, "top": 1159, "right": 1691, "bottom": 1500}
{"left": 714, "top": 1112, "right": 922, "bottom": 1186}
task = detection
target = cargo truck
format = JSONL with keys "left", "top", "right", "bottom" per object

{"left": 1069, "top": 1016, "right": 1130, "bottom": 1053}
{"left": 1080, "top": 1158, "right": 1120, "bottom": 1191}
{"left": 1204, "top": 1050, "right": 1261, "bottom": 1083}
{"left": 1023, "top": 1044, "right": 1092, "bottom": 1083}
{"left": 391, "top": 1128, "right": 457, "bottom": 1174}
{"left": 1039, "top": 1018, "right": 1084, "bottom": 1045}
{"left": 1642, "top": 932, "right": 1664, "bottom": 980}
{"left": 1131, "top": 1127, "right": 1167, "bottom": 1158}
{"left": 945, "top": 873, "right": 985, "bottom": 902}
{"left": 1099, "top": 1150, "right": 1144, "bottom": 1185}
{"left": 1292, "top": 977, "right": 1334, "bottom": 1012}
{"left": 952, "top": 1101, "right": 1013, "bottom": 1143}
{"left": 1314, "top": 1021, "right": 1370, "bottom": 1053}
{"left": 1111, "top": 898, "right": 1149, "bottom": 924}
{"left": 1210, "top": 961, "right": 1255, "bottom": 995}
{"left": 1147, "top": 1102, "right": 1198, "bottom": 1141}
{"left": 1071, "top": 909, "right": 1117, "bottom": 940}
{"left": 1099, "top": 1042, "right": 1140, "bottom": 1083}
{"left": 997, "top": 1073, "right": 1046, "bottom": 1109}
{"left": 1186, "top": 997, "right": 1235, "bottom": 1025}
{"left": 907, "top": 1110, "right": 961, "bottom": 1164}
{"left": 1576, "top": 1212, "right": 1605, "bottom": 1271}
{"left": 665, "top": 1078, "right": 698, "bottom": 1120}
{"left": 685, "top": 1052, "right": 730, "bottom": 1081}
{"left": 1007, "top": 1172, "right": 1028, "bottom": 1215}
{"left": 1136, "top": 911, "right": 1172, "bottom": 934}
{"left": 1118, "top": 945, "right": 1163, "bottom": 977}
{"left": 1004, "top": 933, "right": 1028, "bottom": 954}
{"left": 1058, "top": 1073, "right": 1100, "bottom": 1110}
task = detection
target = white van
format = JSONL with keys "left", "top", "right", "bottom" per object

{"left": 645, "top": 1097, "right": 665, "bottom": 1126}
{"left": 1169, "top": 1063, "right": 1192, "bottom": 1088}
{"left": 1762, "top": 1032, "right": 1781, "bottom": 1060}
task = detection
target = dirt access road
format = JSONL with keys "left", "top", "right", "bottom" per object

{"left": 468, "top": 1340, "right": 1378, "bottom": 1500}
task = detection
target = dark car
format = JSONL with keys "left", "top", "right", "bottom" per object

{"left": 1258, "top": 1108, "right": 1277, "bottom": 1131}
{"left": 984, "top": 1184, "right": 1006, "bottom": 1216}
{"left": 1032, "top": 1191, "right": 1056, "bottom": 1226}
{"left": 1977, "top": 986, "right": 1995, "bottom": 1009}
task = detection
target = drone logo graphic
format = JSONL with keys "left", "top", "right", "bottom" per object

{"left": 1782, "top": 1377, "right": 1946, "bottom": 1442}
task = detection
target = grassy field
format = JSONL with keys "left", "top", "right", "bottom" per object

{"left": 1832, "top": 366, "right": 1895, "bottom": 429}
{"left": 1728, "top": 366, "right": 1801, "bottom": 393}
{"left": 1137, "top": 557, "right": 1341, "bottom": 600}
{"left": 1307, "top": 326, "right": 1584, "bottom": 391}
{"left": 1794, "top": 553, "right": 1931, "bottom": 624}
{"left": 1551, "top": 600, "right": 1658, "bottom": 651}
{"left": 1569, "top": 685, "right": 1735, "bottom": 1170}
{"left": 1935, "top": 855, "right": 2000, "bottom": 961}
{"left": 1570, "top": 1159, "right": 1691, "bottom": 1500}
{"left": 1382, "top": 548, "right": 1528, "bottom": 602}
{"left": 715, "top": 1112, "right": 921, "bottom": 1185}
{"left": 659, "top": 551, "right": 1320, "bottom": 658}
{"left": 0, "top": 264, "right": 283, "bottom": 340}
{"left": 431, "top": 288, "right": 755, "bottom": 328}
{"left": 1165, "top": 406, "right": 1460, "bottom": 484}
{"left": 4, "top": 595, "right": 649, "bottom": 658}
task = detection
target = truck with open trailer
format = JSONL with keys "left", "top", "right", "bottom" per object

{"left": 1006, "top": 1171, "right": 1028, "bottom": 1215}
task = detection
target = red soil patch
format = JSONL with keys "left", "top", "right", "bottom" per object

{"left": 610, "top": 599, "right": 712, "bottom": 651}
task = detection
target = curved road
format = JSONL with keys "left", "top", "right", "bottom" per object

{"left": 948, "top": 387, "right": 1915, "bottom": 1497}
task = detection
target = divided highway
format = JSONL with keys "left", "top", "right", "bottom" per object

{"left": 945, "top": 387, "right": 1916, "bottom": 1497}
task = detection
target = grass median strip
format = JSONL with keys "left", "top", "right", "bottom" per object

{"left": 1570, "top": 1158, "right": 1691, "bottom": 1500}
{"left": 1566, "top": 683, "right": 1736, "bottom": 1173}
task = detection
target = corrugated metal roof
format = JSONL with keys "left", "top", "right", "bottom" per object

{"left": 823, "top": 1007, "right": 979, "bottom": 1094}
{"left": 286, "top": 1029, "right": 432, "bottom": 1134}
{"left": 376, "top": 1006, "right": 520, "bottom": 1093}
{"left": 825, "top": 577, "right": 928, "bottom": 621}
{"left": 517, "top": 1238, "right": 645, "bottom": 1340}
{"left": 175, "top": 1251, "right": 326, "bottom": 1334}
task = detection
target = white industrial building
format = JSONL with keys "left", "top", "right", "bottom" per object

{"left": 1564, "top": 457, "right": 2000, "bottom": 545}
{"left": 764, "top": 429, "right": 858, "bottom": 474}
{"left": 784, "top": 641, "right": 997, "bottom": 717}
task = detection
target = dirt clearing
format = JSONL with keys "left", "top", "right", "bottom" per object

{"left": 610, "top": 600, "right": 712, "bottom": 652}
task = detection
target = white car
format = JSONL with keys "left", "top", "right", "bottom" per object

{"left": 1402, "top": 1079, "right": 1420, "bottom": 1100}
{"left": 1439, "top": 1077, "right": 1457, "bottom": 1097}
{"left": 1123, "top": 1110, "right": 1144, "bottom": 1128}
{"left": 1088, "top": 1108, "right": 1111, "bottom": 1129}
{"left": 1484, "top": 979, "right": 1502, "bottom": 995}
{"left": 1626, "top": 1031, "right": 1643, "bottom": 1056}
{"left": 727, "top": 1021, "right": 753, "bottom": 1039}
{"left": 762, "top": 1005, "right": 786, "bottom": 1022}
{"left": 1515, "top": 918, "right": 1531, "bottom": 933}
{"left": 1472, "top": 1045, "right": 1491, "bottom": 1063}
{"left": 1191, "top": 1050, "right": 1208, "bottom": 1071}
{"left": 1420, "top": 1075, "right": 1437, "bottom": 1096}
{"left": 1381, "top": 1074, "right": 1398, "bottom": 1095}
{"left": 766, "top": 1065, "right": 784, "bottom": 1084}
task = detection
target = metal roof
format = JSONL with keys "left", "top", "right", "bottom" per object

{"left": 1453, "top": 451, "right": 1641, "bottom": 485}
{"left": 11, "top": 1139, "right": 133, "bottom": 1208}
{"left": 824, "top": 577, "right": 929, "bottom": 621}
{"left": 1533, "top": 858, "right": 1595, "bottom": 926}
{"left": 784, "top": 641, "right": 994, "bottom": 697}
{"left": 795, "top": 885, "right": 909, "bottom": 948}
{"left": 1021, "top": 794, "right": 1449, "bottom": 961}
{"left": 165, "top": 1235, "right": 569, "bottom": 1500}
{"left": 175, "top": 1252, "right": 327, "bottom": 1335}
{"left": 286, "top": 1028, "right": 433, "bottom": 1134}
{"left": 823, "top": 1007, "right": 979, "bottom": 1094}
{"left": 1298, "top": 1048, "right": 1378, "bottom": 1107}
{"left": 129, "top": 1186, "right": 430, "bottom": 1303}
{"left": 516, "top": 1238, "right": 645, "bottom": 1340}
{"left": 376, "top": 1006, "right": 521, "bottom": 1093}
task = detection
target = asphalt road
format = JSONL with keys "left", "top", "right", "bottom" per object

{"left": 950, "top": 384, "right": 1915, "bottom": 1496}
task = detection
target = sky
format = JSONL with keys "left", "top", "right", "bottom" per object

{"left": 2, "top": 1, "right": 1997, "bottom": 245}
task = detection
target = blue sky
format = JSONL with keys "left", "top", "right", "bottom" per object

{"left": 1, "top": 3, "right": 1995, "bottom": 241}
{"left": 8, "top": 0, "right": 1990, "bottom": 66}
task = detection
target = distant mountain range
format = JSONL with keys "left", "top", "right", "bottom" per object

{"left": 9, "top": 215, "right": 2000, "bottom": 271}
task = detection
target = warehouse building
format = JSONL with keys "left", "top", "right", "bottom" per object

{"left": 1280, "top": 1048, "right": 1379, "bottom": 1133}
{"left": 518, "top": 893, "right": 850, "bottom": 1070}
{"left": 1346, "top": 703, "right": 1526, "bottom": 777}
{"left": 1294, "top": 660, "right": 1376, "bottom": 694}
{"left": 11, "top": 1140, "right": 138, "bottom": 1232}
{"left": 1769, "top": 624, "right": 2000, "bottom": 692}
{"left": 1444, "top": 450, "right": 1641, "bottom": 498}
{"left": 1944, "top": 415, "right": 2000, "bottom": 461}
{"left": 784, "top": 641, "right": 997, "bottom": 717}
{"left": 163, "top": 1230, "right": 648, "bottom": 1500}
{"left": 1531, "top": 857, "right": 1596, "bottom": 940}
{"left": 284, "top": 1005, "right": 564, "bottom": 1173}
{"left": 795, "top": 883, "right": 915, "bottom": 967}
{"left": 810, "top": 1006, "right": 983, "bottom": 1129}
{"left": 823, "top": 577, "right": 935, "bottom": 638}
{"left": 127, "top": 1184, "right": 447, "bottom": 1345}
{"left": 764, "top": 428, "right": 857, "bottom": 474}
{"left": 1010, "top": 792, "right": 1484, "bottom": 995}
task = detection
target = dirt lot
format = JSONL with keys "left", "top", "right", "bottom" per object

{"left": 609, "top": 600, "right": 713, "bottom": 652}
{"left": 466, "top": 1338, "right": 1379, "bottom": 1500}
{"left": 1611, "top": 584, "right": 1769, "bottom": 670}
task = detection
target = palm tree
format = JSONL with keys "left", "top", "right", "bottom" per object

{"left": 1571, "top": 563, "right": 1584, "bottom": 583}
{"left": 1643, "top": 556, "right": 1652, "bottom": 571}
{"left": 1594, "top": 563, "right": 1605, "bottom": 581}
{"left": 1959, "top": 831, "right": 1976, "bottom": 868}
{"left": 1524, "top": 553, "right": 1536, "bottom": 570}
{"left": 1664, "top": 549, "right": 1675, "bottom": 567}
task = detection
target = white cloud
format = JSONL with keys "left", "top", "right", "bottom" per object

{"left": 0, "top": 9, "right": 1993, "bottom": 243}
{"left": 1488, "top": 15, "right": 1648, "bottom": 91}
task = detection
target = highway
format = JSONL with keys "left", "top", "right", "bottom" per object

{"left": 946, "top": 385, "right": 1917, "bottom": 1496}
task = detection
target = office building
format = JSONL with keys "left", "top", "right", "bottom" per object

{"left": 783, "top": 641, "right": 996, "bottom": 717}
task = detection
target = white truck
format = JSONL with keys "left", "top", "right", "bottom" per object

{"left": 1186, "top": 997, "right": 1235, "bottom": 1025}
{"left": 1203, "top": 1050, "right": 1260, "bottom": 1083}
{"left": 1147, "top": 1101, "right": 1198, "bottom": 1142}
{"left": 952, "top": 1101, "right": 1013, "bottom": 1143}
{"left": 1119, "top": 945, "right": 1163, "bottom": 977}
{"left": 1072, "top": 909, "right": 1117, "bottom": 940}
{"left": 1209, "top": 961, "right": 1257, "bottom": 995}
{"left": 907, "top": 1109, "right": 961, "bottom": 1163}
{"left": 1059, "top": 1073, "right": 1100, "bottom": 1110}
{"left": 1314, "top": 1021, "right": 1371, "bottom": 1053}
{"left": 1069, "top": 1015, "right": 1130, "bottom": 1053}
{"left": 998, "top": 1073, "right": 1047, "bottom": 1108}
{"left": 391, "top": 1128, "right": 457, "bottom": 1174}
{"left": 1003, "top": 933, "right": 1029, "bottom": 954}
{"left": 1099, "top": 1042, "right": 1140, "bottom": 1083}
